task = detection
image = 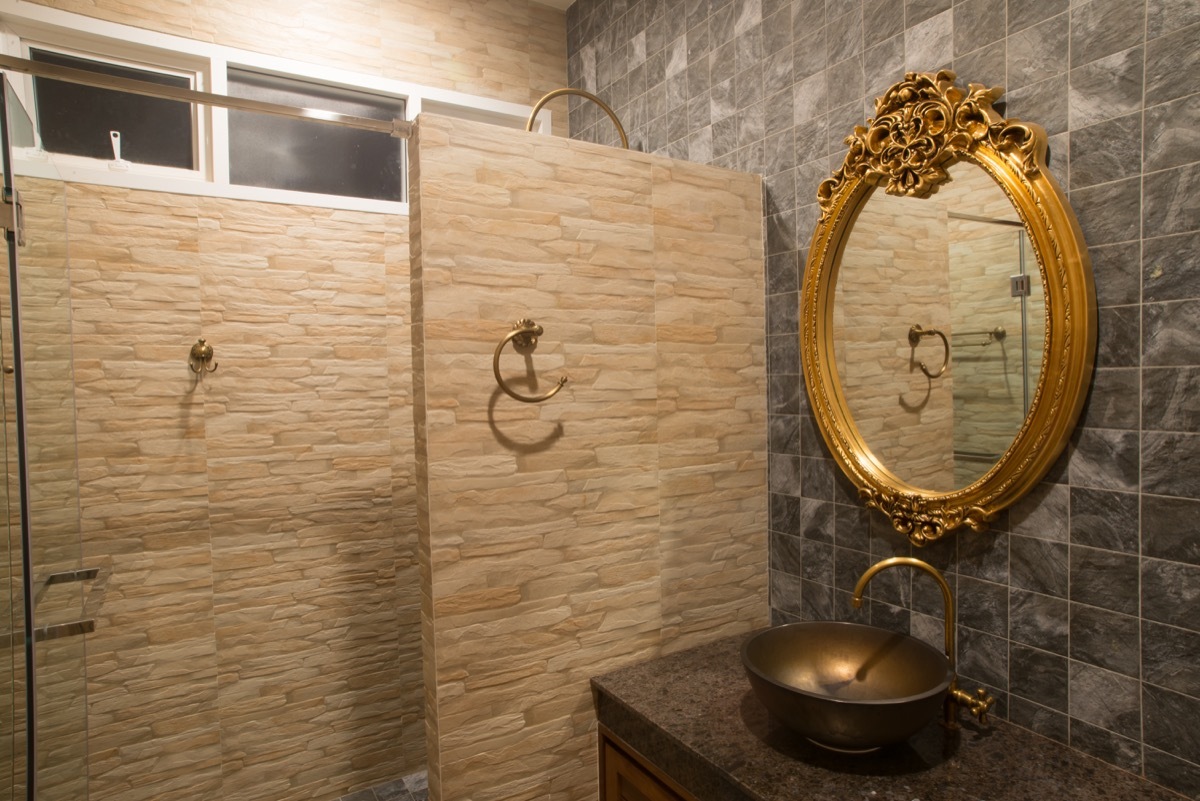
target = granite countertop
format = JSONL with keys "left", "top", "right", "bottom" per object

{"left": 592, "top": 633, "right": 1187, "bottom": 801}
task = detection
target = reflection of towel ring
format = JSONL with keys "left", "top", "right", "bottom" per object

{"left": 525, "top": 88, "right": 628, "bottom": 149}
{"left": 908, "top": 325, "right": 949, "bottom": 379}
{"left": 493, "top": 319, "right": 568, "bottom": 403}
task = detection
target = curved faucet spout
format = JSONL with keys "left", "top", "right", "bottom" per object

{"left": 852, "top": 556, "right": 995, "bottom": 727}
{"left": 852, "top": 556, "right": 955, "bottom": 670}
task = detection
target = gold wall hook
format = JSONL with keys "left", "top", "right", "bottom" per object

{"left": 493, "top": 319, "right": 567, "bottom": 403}
{"left": 188, "top": 338, "right": 218, "bottom": 374}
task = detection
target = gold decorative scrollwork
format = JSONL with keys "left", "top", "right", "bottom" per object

{"left": 801, "top": 71, "right": 1096, "bottom": 546}
{"left": 817, "top": 70, "right": 1044, "bottom": 223}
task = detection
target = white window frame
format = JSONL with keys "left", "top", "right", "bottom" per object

{"left": 22, "top": 39, "right": 210, "bottom": 182}
{"left": 0, "top": 0, "right": 552, "bottom": 215}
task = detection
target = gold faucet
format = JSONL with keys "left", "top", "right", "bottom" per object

{"left": 852, "top": 556, "right": 996, "bottom": 728}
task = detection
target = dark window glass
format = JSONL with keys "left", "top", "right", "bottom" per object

{"left": 30, "top": 48, "right": 196, "bottom": 169}
{"left": 227, "top": 69, "right": 404, "bottom": 202}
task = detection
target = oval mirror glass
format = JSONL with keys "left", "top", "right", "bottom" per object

{"left": 833, "top": 162, "right": 1046, "bottom": 493}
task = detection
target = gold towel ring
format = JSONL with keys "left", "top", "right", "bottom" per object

{"left": 493, "top": 319, "right": 568, "bottom": 403}
{"left": 908, "top": 325, "right": 949, "bottom": 379}
{"left": 526, "top": 88, "right": 628, "bottom": 149}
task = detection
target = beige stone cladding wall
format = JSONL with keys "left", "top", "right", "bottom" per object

{"left": 409, "top": 114, "right": 767, "bottom": 801}
{"left": 59, "top": 183, "right": 419, "bottom": 801}
{"left": 27, "top": 0, "right": 569, "bottom": 135}
{"left": 834, "top": 190, "right": 956, "bottom": 491}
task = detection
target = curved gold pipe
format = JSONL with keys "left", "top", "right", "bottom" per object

{"left": 908, "top": 324, "right": 949, "bottom": 379}
{"left": 526, "top": 88, "right": 628, "bottom": 149}
{"left": 852, "top": 557, "right": 996, "bottom": 726}
{"left": 492, "top": 319, "right": 568, "bottom": 404}
{"left": 852, "top": 557, "right": 954, "bottom": 670}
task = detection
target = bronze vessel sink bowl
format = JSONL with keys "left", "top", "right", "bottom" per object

{"left": 741, "top": 621, "right": 953, "bottom": 753}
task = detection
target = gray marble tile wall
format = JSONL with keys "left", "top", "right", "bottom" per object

{"left": 566, "top": 0, "right": 1200, "bottom": 797}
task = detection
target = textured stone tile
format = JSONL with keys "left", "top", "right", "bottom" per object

{"left": 1008, "top": 0, "right": 1069, "bottom": 33}
{"left": 1009, "top": 697, "right": 1069, "bottom": 744}
{"left": 1070, "top": 603, "right": 1140, "bottom": 676}
{"left": 1068, "top": 662, "right": 1141, "bottom": 740}
{"left": 1081, "top": 368, "right": 1139, "bottom": 430}
{"left": 864, "top": 0, "right": 903, "bottom": 46}
{"left": 1010, "top": 644, "right": 1067, "bottom": 711}
{"left": 957, "top": 576, "right": 1006, "bottom": 637}
{"left": 904, "top": 9, "right": 953, "bottom": 71}
{"left": 1143, "top": 621, "right": 1200, "bottom": 698}
{"left": 1143, "top": 683, "right": 1200, "bottom": 765}
{"left": 1143, "top": 366, "right": 1200, "bottom": 433}
{"left": 1068, "top": 428, "right": 1139, "bottom": 492}
{"left": 1090, "top": 242, "right": 1140, "bottom": 307}
{"left": 953, "top": 41, "right": 1005, "bottom": 90}
{"left": 1145, "top": 748, "right": 1200, "bottom": 801}
{"left": 1070, "top": 0, "right": 1146, "bottom": 69}
{"left": 1006, "top": 13, "right": 1068, "bottom": 92}
{"left": 1145, "top": 300, "right": 1200, "bottom": 367}
{"left": 1071, "top": 176, "right": 1141, "bottom": 247}
{"left": 1142, "top": 557, "right": 1200, "bottom": 632}
{"left": 1075, "top": 546, "right": 1137, "bottom": 618}
{"left": 1010, "top": 535, "right": 1068, "bottom": 597}
{"left": 1144, "top": 162, "right": 1200, "bottom": 241}
{"left": 1070, "top": 718, "right": 1143, "bottom": 775}
{"left": 952, "top": 0, "right": 1004, "bottom": 56}
{"left": 1069, "top": 47, "right": 1144, "bottom": 129}
{"left": 1141, "top": 494, "right": 1200, "bottom": 566}
{"left": 1069, "top": 113, "right": 1142, "bottom": 190}
{"left": 1145, "top": 23, "right": 1200, "bottom": 106}
{"left": 1010, "top": 588, "right": 1068, "bottom": 654}
{"left": 1144, "top": 95, "right": 1200, "bottom": 174}
{"left": 1009, "top": 482, "right": 1069, "bottom": 541}
{"left": 1069, "top": 488, "right": 1139, "bottom": 553}
{"left": 1142, "top": 431, "right": 1200, "bottom": 499}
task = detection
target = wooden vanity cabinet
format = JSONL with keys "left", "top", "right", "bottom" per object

{"left": 599, "top": 726, "right": 699, "bottom": 801}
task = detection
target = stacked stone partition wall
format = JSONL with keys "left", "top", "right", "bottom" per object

{"left": 410, "top": 114, "right": 768, "bottom": 801}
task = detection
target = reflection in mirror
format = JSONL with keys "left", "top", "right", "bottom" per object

{"left": 834, "top": 162, "right": 1046, "bottom": 492}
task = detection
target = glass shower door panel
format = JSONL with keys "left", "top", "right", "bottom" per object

{"left": 0, "top": 75, "right": 26, "bottom": 801}
{"left": 17, "top": 137, "right": 85, "bottom": 801}
{"left": 1, "top": 74, "right": 88, "bottom": 801}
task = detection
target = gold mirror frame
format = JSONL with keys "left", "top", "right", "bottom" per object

{"left": 801, "top": 71, "right": 1096, "bottom": 546}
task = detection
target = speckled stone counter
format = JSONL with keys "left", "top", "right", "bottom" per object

{"left": 592, "top": 633, "right": 1187, "bottom": 801}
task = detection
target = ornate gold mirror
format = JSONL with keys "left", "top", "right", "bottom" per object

{"left": 801, "top": 71, "right": 1096, "bottom": 545}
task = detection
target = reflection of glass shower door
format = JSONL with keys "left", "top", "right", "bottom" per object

{"left": 0, "top": 74, "right": 88, "bottom": 801}
{"left": 948, "top": 218, "right": 1045, "bottom": 487}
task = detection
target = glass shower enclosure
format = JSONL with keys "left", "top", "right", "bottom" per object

{"left": 0, "top": 74, "right": 90, "bottom": 801}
